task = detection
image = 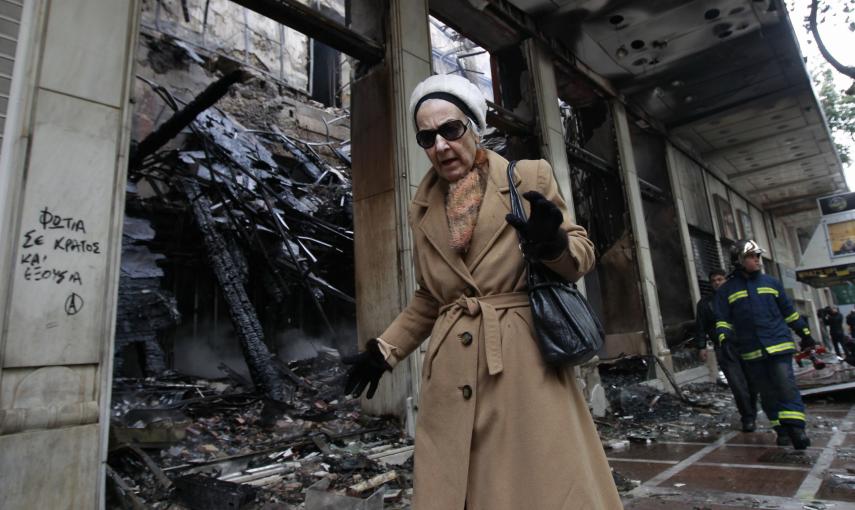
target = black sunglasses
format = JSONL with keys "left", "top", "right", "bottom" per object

{"left": 415, "top": 119, "right": 470, "bottom": 149}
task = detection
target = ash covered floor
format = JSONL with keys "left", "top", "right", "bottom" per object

{"left": 611, "top": 387, "right": 855, "bottom": 509}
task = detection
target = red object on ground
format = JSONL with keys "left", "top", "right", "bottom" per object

{"left": 794, "top": 346, "right": 827, "bottom": 370}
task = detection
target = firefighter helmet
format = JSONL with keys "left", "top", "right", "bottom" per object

{"left": 730, "top": 239, "right": 765, "bottom": 267}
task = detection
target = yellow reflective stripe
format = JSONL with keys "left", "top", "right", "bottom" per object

{"left": 778, "top": 411, "right": 806, "bottom": 422}
{"left": 718, "top": 333, "right": 726, "bottom": 343}
{"left": 766, "top": 341, "right": 796, "bottom": 354}
{"left": 757, "top": 287, "right": 779, "bottom": 297}
{"left": 742, "top": 349, "right": 763, "bottom": 360}
{"left": 770, "top": 419, "right": 780, "bottom": 427}
{"left": 784, "top": 312, "right": 800, "bottom": 323}
{"left": 728, "top": 290, "right": 748, "bottom": 304}
{"left": 742, "top": 341, "right": 796, "bottom": 360}
{"left": 716, "top": 321, "right": 733, "bottom": 329}
{"left": 803, "top": 328, "right": 811, "bottom": 336}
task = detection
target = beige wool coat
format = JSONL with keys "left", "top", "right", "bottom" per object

{"left": 376, "top": 150, "right": 622, "bottom": 510}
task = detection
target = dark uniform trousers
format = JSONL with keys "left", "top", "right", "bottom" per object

{"left": 715, "top": 341, "right": 757, "bottom": 424}
{"left": 744, "top": 352, "right": 805, "bottom": 429}
{"left": 696, "top": 293, "right": 757, "bottom": 424}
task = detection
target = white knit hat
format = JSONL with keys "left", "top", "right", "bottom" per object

{"left": 408, "top": 74, "right": 487, "bottom": 132}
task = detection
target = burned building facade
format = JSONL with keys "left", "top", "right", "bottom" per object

{"left": 0, "top": 0, "right": 846, "bottom": 508}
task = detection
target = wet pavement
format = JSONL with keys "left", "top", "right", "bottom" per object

{"left": 619, "top": 399, "right": 855, "bottom": 509}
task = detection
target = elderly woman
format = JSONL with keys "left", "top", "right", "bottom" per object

{"left": 344, "top": 74, "right": 621, "bottom": 509}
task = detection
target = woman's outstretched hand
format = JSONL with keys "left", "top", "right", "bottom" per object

{"left": 505, "top": 191, "right": 568, "bottom": 261}
{"left": 342, "top": 339, "right": 391, "bottom": 399}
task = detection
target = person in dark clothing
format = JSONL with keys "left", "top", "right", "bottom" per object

{"left": 846, "top": 309, "right": 855, "bottom": 338}
{"left": 818, "top": 306, "right": 832, "bottom": 348}
{"left": 696, "top": 269, "right": 758, "bottom": 432}
{"left": 844, "top": 336, "right": 855, "bottom": 367}
{"left": 827, "top": 306, "right": 845, "bottom": 357}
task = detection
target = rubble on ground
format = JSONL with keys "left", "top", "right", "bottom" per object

{"left": 597, "top": 356, "right": 736, "bottom": 491}
{"left": 106, "top": 349, "right": 414, "bottom": 509}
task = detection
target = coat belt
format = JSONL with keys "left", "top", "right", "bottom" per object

{"left": 425, "top": 291, "right": 530, "bottom": 378}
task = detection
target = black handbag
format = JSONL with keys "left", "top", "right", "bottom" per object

{"left": 507, "top": 161, "right": 605, "bottom": 366}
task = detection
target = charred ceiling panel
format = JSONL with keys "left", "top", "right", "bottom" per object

{"left": 429, "top": 0, "right": 525, "bottom": 52}
{"left": 502, "top": 0, "right": 845, "bottom": 234}
{"left": 675, "top": 91, "right": 840, "bottom": 193}
{"left": 533, "top": 0, "right": 780, "bottom": 91}
{"left": 618, "top": 26, "right": 804, "bottom": 126}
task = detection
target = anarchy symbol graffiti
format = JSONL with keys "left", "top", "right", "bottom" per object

{"left": 64, "top": 292, "right": 84, "bottom": 316}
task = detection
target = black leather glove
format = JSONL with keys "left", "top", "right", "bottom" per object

{"left": 799, "top": 335, "right": 816, "bottom": 352}
{"left": 505, "top": 191, "right": 568, "bottom": 261}
{"left": 342, "top": 339, "right": 390, "bottom": 399}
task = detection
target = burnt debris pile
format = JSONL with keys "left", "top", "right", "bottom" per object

{"left": 596, "top": 356, "right": 735, "bottom": 492}
{"left": 107, "top": 351, "right": 414, "bottom": 509}
{"left": 105, "top": 36, "right": 398, "bottom": 508}
{"left": 120, "top": 35, "right": 356, "bottom": 399}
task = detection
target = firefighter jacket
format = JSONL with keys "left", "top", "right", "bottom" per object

{"left": 714, "top": 271, "right": 811, "bottom": 361}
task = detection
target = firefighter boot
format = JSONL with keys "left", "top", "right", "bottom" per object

{"left": 775, "top": 427, "right": 791, "bottom": 447}
{"left": 741, "top": 418, "right": 756, "bottom": 433}
{"left": 786, "top": 425, "right": 810, "bottom": 451}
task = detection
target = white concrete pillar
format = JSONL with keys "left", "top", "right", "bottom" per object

{"left": 0, "top": 1, "right": 141, "bottom": 508}
{"left": 701, "top": 170, "right": 728, "bottom": 269}
{"left": 525, "top": 40, "right": 605, "bottom": 400}
{"left": 525, "top": 40, "right": 588, "bottom": 295}
{"left": 665, "top": 143, "right": 717, "bottom": 380}
{"left": 665, "top": 143, "right": 702, "bottom": 305}
{"left": 611, "top": 101, "right": 672, "bottom": 378}
{"left": 525, "top": 41, "right": 576, "bottom": 219}
{"left": 351, "top": 0, "right": 431, "bottom": 419}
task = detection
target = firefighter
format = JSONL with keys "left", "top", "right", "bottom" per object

{"left": 714, "top": 240, "right": 815, "bottom": 450}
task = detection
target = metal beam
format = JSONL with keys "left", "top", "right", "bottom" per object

{"left": 728, "top": 153, "right": 824, "bottom": 180}
{"left": 702, "top": 123, "right": 821, "bottom": 161}
{"left": 764, "top": 195, "right": 822, "bottom": 212}
{"left": 668, "top": 84, "right": 811, "bottom": 129}
{"left": 758, "top": 173, "right": 839, "bottom": 194}
{"left": 230, "top": 0, "right": 384, "bottom": 63}
{"left": 801, "top": 380, "right": 855, "bottom": 396}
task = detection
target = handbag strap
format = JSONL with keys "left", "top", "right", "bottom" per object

{"left": 507, "top": 161, "right": 577, "bottom": 289}
{"left": 506, "top": 161, "right": 527, "bottom": 246}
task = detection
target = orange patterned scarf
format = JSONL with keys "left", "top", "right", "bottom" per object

{"left": 445, "top": 149, "right": 488, "bottom": 254}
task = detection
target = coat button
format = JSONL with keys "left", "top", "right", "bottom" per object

{"left": 460, "top": 385, "right": 472, "bottom": 400}
{"left": 460, "top": 332, "right": 473, "bottom": 346}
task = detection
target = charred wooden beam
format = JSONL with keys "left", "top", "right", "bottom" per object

{"left": 230, "top": 0, "right": 383, "bottom": 64}
{"left": 182, "top": 179, "right": 289, "bottom": 402}
{"left": 126, "top": 444, "right": 173, "bottom": 490}
{"left": 130, "top": 70, "right": 249, "bottom": 169}
{"left": 106, "top": 465, "right": 148, "bottom": 510}
{"left": 486, "top": 100, "right": 533, "bottom": 136}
